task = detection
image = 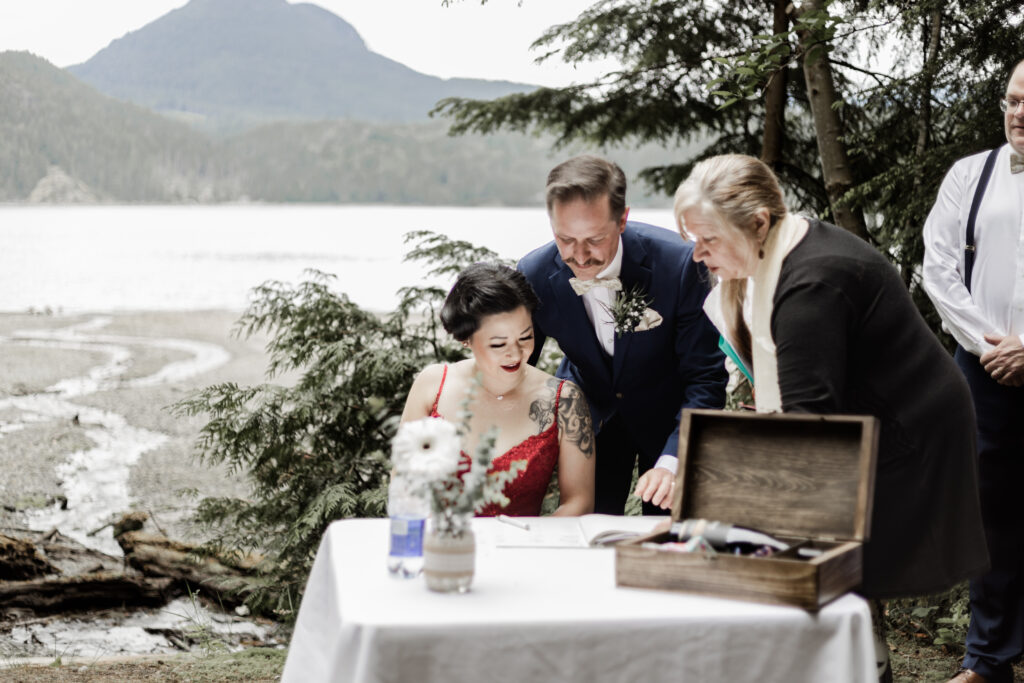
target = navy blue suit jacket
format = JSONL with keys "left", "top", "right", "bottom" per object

{"left": 518, "top": 221, "right": 727, "bottom": 458}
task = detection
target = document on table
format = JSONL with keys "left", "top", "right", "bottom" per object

{"left": 490, "top": 514, "right": 668, "bottom": 548}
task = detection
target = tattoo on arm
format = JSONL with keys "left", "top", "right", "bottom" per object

{"left": 528, "top": 378, "right": 558, "bottom": 432}
{"left": 556, "top": 382, "right": 595, "bottom": 459}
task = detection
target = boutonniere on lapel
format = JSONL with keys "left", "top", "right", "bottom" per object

{"left": 604, "top": 284, "right": 663, "bottom": 337}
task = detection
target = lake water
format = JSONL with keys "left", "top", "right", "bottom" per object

{"left": 0, "top": 205, "right": 676, "bottom": 313}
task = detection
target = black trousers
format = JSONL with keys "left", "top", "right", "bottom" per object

{"left": 956, "top": 347, "right": 1024, "bottom": 683}
{"left": 593, "top": 412, "right": 663, "bottom": 516}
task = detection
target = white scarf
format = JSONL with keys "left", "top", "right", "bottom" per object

{"left": 702, "top": 214, "right": 808, "bottom": 413}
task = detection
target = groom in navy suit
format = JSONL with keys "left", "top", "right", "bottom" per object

{"left": 518, "top": 155, "right": 727, "bottom": 515}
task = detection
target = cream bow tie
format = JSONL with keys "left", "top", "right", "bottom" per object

{"left": 1011, "top": 154, "right": 1024, "bottom": 174}
{"left": 569, "top": 276, "right": 622, "bottom": 296}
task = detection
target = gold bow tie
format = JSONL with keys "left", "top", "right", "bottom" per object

{"left": 1012, "top": 154, "right": 1024, "bottom": 174}
{"left": 569, "top": 276, "right": 622, "bottom": 296}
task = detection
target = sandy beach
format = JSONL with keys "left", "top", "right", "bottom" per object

{"left": 0, "top": 309, "right": 272, "bottom": 543}
{"left": 0, "top": 309, "right": 286, "bottom": 662}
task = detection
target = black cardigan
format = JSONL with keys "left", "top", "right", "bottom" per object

{"left": 771, "top": 219, "right": 988, "bottom": 598}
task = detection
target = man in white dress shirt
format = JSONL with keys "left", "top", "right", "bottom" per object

{"left": 923, "top": 59, "right": 1024, "bottom": 683}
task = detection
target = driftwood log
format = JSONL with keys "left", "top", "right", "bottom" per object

{"left": 0, "top": 513, "right": 257, "bottom": 615}
{"left": 0, "top": 573, "right": 171, "bottom": 612}
{"left": 0, "top": 533, "right": 58, "bottom": 580}
{"left": 116, "top": 529, "right": 255, "bottom": 607}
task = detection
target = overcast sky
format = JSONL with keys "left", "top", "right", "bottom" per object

{"left": 0, "top": 0, "right": 612, "bottom": 87}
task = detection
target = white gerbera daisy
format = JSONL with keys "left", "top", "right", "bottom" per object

{"left": 391, "top": 417, "right": 461, "bottom": 479}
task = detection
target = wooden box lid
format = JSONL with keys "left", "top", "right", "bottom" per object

{"left": 670, "top": 410, "right": 879, "bottom": 542}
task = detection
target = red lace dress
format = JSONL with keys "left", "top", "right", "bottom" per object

{"left": 429, "top": 365, "right": 564, "bottom": 516}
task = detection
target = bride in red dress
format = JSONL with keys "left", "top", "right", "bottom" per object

{"left": 400, "top": 262, "right": 595, "bottom": 517}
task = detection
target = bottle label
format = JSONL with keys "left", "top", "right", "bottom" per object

{"left": 389, "top": 517, "right": 425, "bottom": 557}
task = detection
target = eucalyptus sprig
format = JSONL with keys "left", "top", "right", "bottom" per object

{"left": 425, "top": 373, "right": 526, "bottom": 538}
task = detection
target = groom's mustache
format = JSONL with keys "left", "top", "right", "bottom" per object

{"left": 564, "top": 257, "right": 605, "bottom": 268}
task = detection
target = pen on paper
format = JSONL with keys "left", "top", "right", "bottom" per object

{"left": 497, "top": 515, "right": 530, "bottom": 531}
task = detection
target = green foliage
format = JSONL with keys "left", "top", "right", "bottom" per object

{"left": 0, "top": 52, "right": 697, "bottom": 205}
{"left": 167, "top": 585, "right": 231, "bottom": 657}
{"left": 534, "top": 338, "right": 566, "bottom": 377}
{"left": 665, "top": 0, "right": 1023, "bottom": 283}
{"left": 724, "top": 374, "right": 754, "bottom": 411}
{"left": 434, "top": 0, "right": 1024, "bottom": 339}
{"left": 433, "top": 1, "right": 821, "bottom": 206}
{"left": 416, "top": 405, "right": 527, "bottom": 537}
{"left": 607, "top": 284, "right": 654, "bottom": 338}
{"left": 887, "top": 582, "right": 970, "bottom": 655}
{"left": 174, "top": 231, "right": 496, "bottom": 619}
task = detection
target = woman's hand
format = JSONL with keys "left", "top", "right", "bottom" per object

{"left": 634, "top": 467, "right": 676, "bottom": 510}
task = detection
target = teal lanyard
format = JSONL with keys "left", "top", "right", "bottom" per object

{"left": 718, "top": 336, "right": 752, "bottom": 384}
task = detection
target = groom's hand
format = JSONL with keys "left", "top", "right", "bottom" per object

{"left": 634, "top": 467, "right": 676, "bottom": 510}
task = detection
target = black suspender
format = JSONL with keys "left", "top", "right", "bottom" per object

{"left": 964, "top": 147, "right": 1001, "bottom": 293}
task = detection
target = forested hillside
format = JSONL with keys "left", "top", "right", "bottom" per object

{"left": 0, "top": 52, "right": 220, "bottom": 202}
{"left": 1, "top": 52, "right": 691, "bottom": 205}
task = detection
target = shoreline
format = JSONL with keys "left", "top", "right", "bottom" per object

{"left": 0, "top": 308, "right": 269, "bottom": 543}
{"left": 0, "top": 309, "right": 281, "bottom": 660}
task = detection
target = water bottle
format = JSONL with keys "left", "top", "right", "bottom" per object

{"left": 387, "top": 473, "right": 427, "bottom": 578}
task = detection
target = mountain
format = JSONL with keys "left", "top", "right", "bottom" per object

{"left": 67, "top": 0, "right": 534, "bottom": 132}
{"left": 0, "top": 52, "right": 694, "bottom": 205}
{"left": 0, "top": 51, "right": 221, "bottom": 202}
{"left": 0, "top": 52, "right": 556, "bottom": 204}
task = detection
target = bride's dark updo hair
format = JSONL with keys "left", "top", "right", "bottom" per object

{"left": 441, "top": 262, "right": 540, "bottom": 342}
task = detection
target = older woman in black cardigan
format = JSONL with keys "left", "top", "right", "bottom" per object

{"left": 672, "top": 153, "right": 988, "bottom": 681}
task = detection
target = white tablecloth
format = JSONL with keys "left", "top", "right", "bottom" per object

{"left": 282, "top": 518, "right": 876, "bottom": 683}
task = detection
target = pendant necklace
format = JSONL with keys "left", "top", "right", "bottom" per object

{"left": 474, "top": 364, "right": 516, "bottom": 403}
{"left": 481, "top": 381, "right": 512, "bottom": 402}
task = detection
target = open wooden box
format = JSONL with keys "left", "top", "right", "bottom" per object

{"left": 616, "top": 409, "right": 879, "bottom": 610}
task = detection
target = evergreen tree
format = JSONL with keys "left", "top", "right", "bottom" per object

{"left": 435, "top": 0, "right": 1024, "bottom": 306}
{"left": 174, "top": 232, "right": 502, "bottom": 617}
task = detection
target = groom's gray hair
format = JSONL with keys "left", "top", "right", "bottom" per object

{"left": 546, "top": 155, "right": 627, "bottom": 222}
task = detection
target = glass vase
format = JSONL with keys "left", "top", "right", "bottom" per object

{"left": 423, "top": 522, "right": 475, "bottom": 593}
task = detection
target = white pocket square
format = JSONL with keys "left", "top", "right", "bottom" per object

{"left": 634, "top": 307, "right": 663, "bottom": 332}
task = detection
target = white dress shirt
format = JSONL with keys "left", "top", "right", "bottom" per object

{"left": 579, "top": 236, "right": 623, "bottom": 357}
{"left": 923, "top": 144, "right": 1024, "bottom": 356}
{"left": 577, "top": 238, "right": 678, "bottom": 472}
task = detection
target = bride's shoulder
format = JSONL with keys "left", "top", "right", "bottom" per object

{"left": 525, "top": 367, "right": 578, "bottom": 399}
{"left": 419, "top": 359, "right": 477, "bottom": 386}
{"left": 414, "top": 362, "right": 445, "bottom": 380}
{"left": 552, "top": 377, "right": 585, "bottom": 404}
{"left": 534, "top": 374, "right": 588, "bottom": 414}
{"left": 410, "top": 362, "right": 455, "bottom": 390}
